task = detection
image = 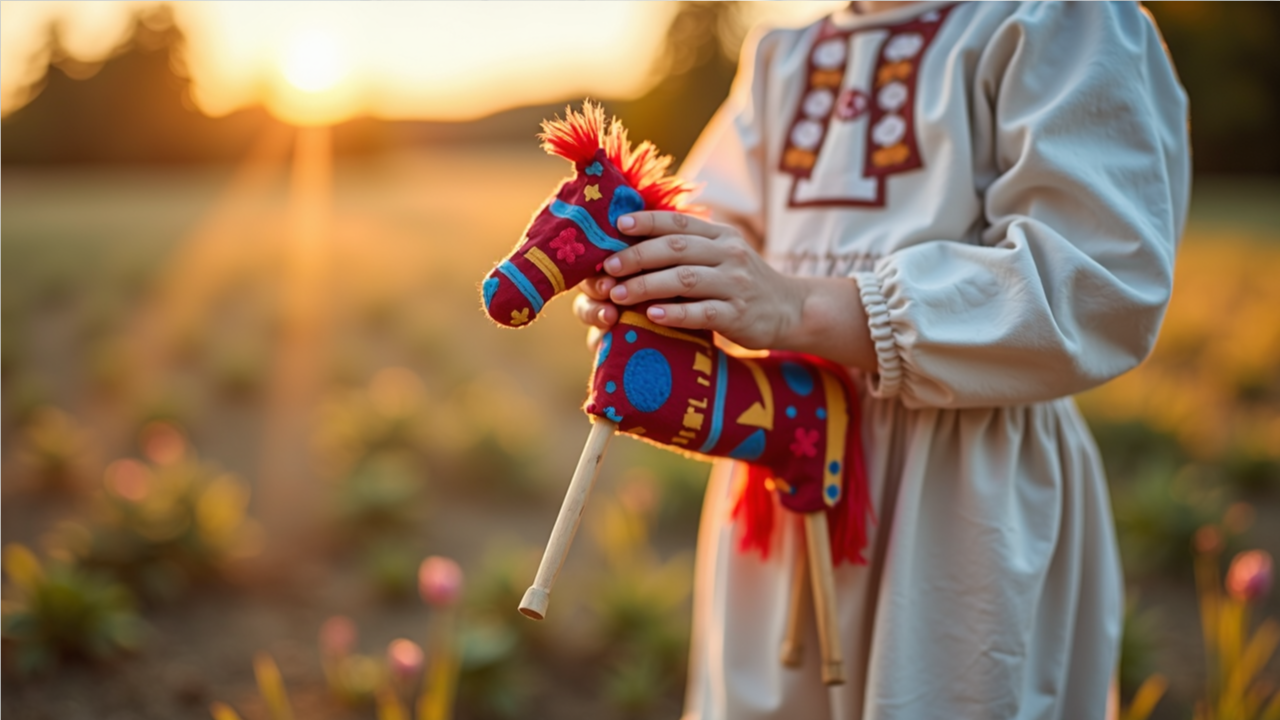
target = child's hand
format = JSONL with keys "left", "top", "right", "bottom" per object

{"left": 603, "top": 211, "right": 807, "bottom": 351}
{"left": 572, "top": 274, "right": 618, "bottom": 350}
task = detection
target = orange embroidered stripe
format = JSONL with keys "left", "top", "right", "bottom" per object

{"left": 524, "top": 246, "right": 566, "bottom": 294}
{"left": 819, "top": 368, "right": 848, "bottom": 508}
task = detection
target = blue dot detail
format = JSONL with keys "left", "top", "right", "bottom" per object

{"left": 609, "top": 185, "right": 646, "bottom": 228}
{"left": 585, "top": 161, "right": 604, "bottom": 176}
{"left": 828, "top": 460, "right": 841, "bottom": 475}
{"left": 785, "top": 406, "right": 797, "bottom": 419}
{"left": 482, "top": 277, "right": 500, "bottom": 309}
{"left": 781, "top": 362, "right": 814, "bottom": 396}
{"left": 726, "top": 429, "right": 766, "bottom": 461}
{"left": 596, "top": 331, "right": 612, "bottom": 368}
{"left": 816, "top": 407, "right": 827, "bottom": 420}
{"left": 605, "top": 381, "right": 616, "bottom": 393}
{"left": 825, "top": 484, "right": 840, "bottom": 501}
{"left": 625, "top": 330, "right": 637, "bottom": 343}
{"left": 623, "top": 348, "right": 672, "bottom": 413}
{"left": 603, "top": 407, "right": 623, "bottom": 422}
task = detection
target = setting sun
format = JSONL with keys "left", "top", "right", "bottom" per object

{"left": 280, "top": 28, "right": 346, "bottom": 94}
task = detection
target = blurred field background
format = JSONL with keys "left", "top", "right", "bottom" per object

{"left": 2, "top": 3, "right": 1279, "bottom": 719}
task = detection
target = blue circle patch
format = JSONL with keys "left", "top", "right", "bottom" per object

{"left": 828, "top": 460, "right": 841, "bottom": 475}
{"left": 816, "top": 407, "right": 827, "bottom": 420}
{"left": 781, "top": 362, "right": 814, "bottom": 396}
{"left": 785, "top": 406, "right": 797, "bottom": 419}
{"left": 625, "top": 330, "right": 638, "bottom": 343}
{"left": 825, "top": 484, "right": 840, "bottom": 501}
{"left": 609, "top": 185, "right": 646, "bottom": 228}
{"left": 605, "top": 381, "right": 616, "bottom": 393}
{"left": 623, "top": 348, "right": 673, "bottom": 413}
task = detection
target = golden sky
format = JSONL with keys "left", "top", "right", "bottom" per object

{"left": 1, "top": 1, "right": 841, "bottom": 125}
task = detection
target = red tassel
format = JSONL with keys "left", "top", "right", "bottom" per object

{"left": 731, "top": 464, "right": 776, "bottom": 558}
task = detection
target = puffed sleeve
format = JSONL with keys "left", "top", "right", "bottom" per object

{"left": 853, "top": 2, "right": 1190, "bottom": 408}
{"left": 680, "top": 27, "right": 786, "bottom": 251}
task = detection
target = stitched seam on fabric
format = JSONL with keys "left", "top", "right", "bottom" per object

{"left": 549, "top": 199, "right": 629, "bottom": 252}
{"left": 497, "top": 261, "right": 544, "bottom": 313}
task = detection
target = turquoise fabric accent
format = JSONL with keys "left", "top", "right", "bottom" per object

{"left": 829, "top": 460, "right": 841, "bottom": 475}
{"left": 608, "top": 185, "right": 645, "bottom": 227}
{"left": 817, "top": 407, "right": 827, "bottom": 420}
{"left": 549, "top": 199, "right": 629, "bottom": 252}
{"left": 786, "top": 406, "right": 797, "bottom": 419}
{"left": 605, "top": 381, "right": 616, "bottom": 393}
{"left": 699, "top": 350, "right": 729, "bottom": 453}
{"left": 482, "top": 277, "right": 499, "bottom": 309}
{"left": 623, "top": 348, "right": 673, "bottom": 412}
{"left": 585, "top": 161, "right": 603, "bottom": 176}
{"left": 781, "top": 361, "right": 815, "bottom": 396}
{"left": 497, "top": 261, "right": 544, "bottom": 313}
{"left": 727, "top": 428, "right": 766, "bottom": 461}
{"left": 604, "top": 406, "right": 623, "bottom": 422}
{"left": 596, "top": 331, "right": 612, "bottom": 367}
{"left": 825, "top": 484, "right": 840, "bottom": 501}
{"left": 625, "top": 330, "right": 637, "bottom": 343}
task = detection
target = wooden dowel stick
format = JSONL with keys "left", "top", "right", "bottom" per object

{"left": 519, "top": 419, "right": 616, "bottom": 620}
{"left": 781, "top": 522, "right": 809, "bottom": 668}
{"left": 804, "top": 512, "right": 845, "bottom": 685}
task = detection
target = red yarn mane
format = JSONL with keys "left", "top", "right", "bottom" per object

{"left": 539, "top": 101, "right": 696, "bottom": 212}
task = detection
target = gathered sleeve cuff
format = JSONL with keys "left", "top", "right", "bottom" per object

{"left": 854, "top": 271, "right": 904, "bottom": 399}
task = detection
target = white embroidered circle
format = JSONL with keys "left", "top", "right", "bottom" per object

{"left": 812, "top": 38, "right": 847, "bottom": 70}
{"left": 884, "top": 33, "right": 924, "bottom": 61}
{"left": 877, "top": 81, "right": 909, "bottom": 112}
{"left": 803, "top": 88, "right": 835, "bottom": 118}
{"left": 791, "top": 119, "right": 825, "bottom": 150}
{"left": 872, "top": 114, "right": 906, "bottom": 147}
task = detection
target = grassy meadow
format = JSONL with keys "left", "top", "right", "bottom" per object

{"left": 2, "top": 138, "right": 1278, "bottom": 718}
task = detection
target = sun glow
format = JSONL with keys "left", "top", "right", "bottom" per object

{"left": 280, "top": 29, "right": 345, "bottom": 93}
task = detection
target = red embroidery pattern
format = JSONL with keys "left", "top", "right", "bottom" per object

{"left": 781, "top": 5, "right": 954, "bottom": 209}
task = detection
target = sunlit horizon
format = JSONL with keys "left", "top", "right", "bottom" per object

{"left": 0, "top": 1, "right": 842, "bottom": 125}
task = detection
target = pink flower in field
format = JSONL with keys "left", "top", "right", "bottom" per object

{"left": 1226, "top": 549, "right": 1273, "bottom": 603}
{"left": 320, "top": 615, "right": 358, "bottom": 658}
{"left": 386, "top": 638, "right": 424, "bottom": 683}
{"left": 418, "top": 556, "right": 463, "bottom": 607}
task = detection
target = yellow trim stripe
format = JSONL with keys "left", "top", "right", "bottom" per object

{"left": 524, "top": 246, "right": 565, "bottom": 295}
{"left": 619, "top": 311, "right": 711, "bottom": 348}
{"left": 820, "top": 369, "right": 848, "bottom": 508}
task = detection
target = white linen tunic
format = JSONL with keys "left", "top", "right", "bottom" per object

{"left": 678, "top": 3, "right": 1189, "bottom": 719}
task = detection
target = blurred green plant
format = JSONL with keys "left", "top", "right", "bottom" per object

{"left": 211, "top": 344, "right": 267, "bottom": 399}
{"left": 16, "top": 405, "right": 94, "bottom": 494}
{"left": 50, "top": 424, "right": 263, "bottom": 601}
{"left": 315, "top": 368, "right": 433, "bottom": 473}
{"left": 1119, "top": 595, "right": 1164, "bottom": 697}
{"left": 336, "top": 451, "right": 424, "bottom": 538}
{"left": 1, "top": 543, "right": 144, "bottom": 673}
{"left": 209, "top": 652, "right": 295, "bottom": 720}
{"left": 1111, "top": 461, "right": 1225, "bottom": 578}
{"left": 1192, "top": 531, "right": 1280, "bottom": 720}
{"left": 587, "top": 481, "right": 694, "bottom": 713}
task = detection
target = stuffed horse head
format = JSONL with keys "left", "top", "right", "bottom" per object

{"left": 480, "top": 101, "right": 695, "bottom": 328}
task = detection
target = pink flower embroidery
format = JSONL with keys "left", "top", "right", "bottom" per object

{"left": 790, "top": 428, "right": 819, "bottom": 458}
{"left": 551, "top": 228, "right": 586, "bottom": 264}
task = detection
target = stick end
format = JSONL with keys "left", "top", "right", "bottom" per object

{"left": 821, "top": 661, "right": 845, "bottom": 686}
{"left": 518, "top": 587, "right": 550, "bottom": 620}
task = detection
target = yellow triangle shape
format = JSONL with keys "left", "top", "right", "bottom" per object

{"left": 736, "top": 402, "right": 773, "bottom": 430}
